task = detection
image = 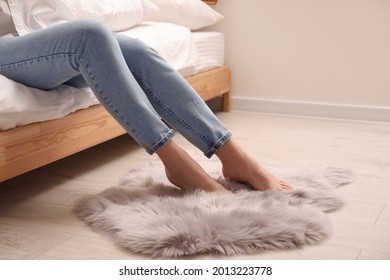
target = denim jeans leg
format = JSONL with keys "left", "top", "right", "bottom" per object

{"left": 0, "top": 20, "right": 174, "bottom": 153}
{"left": 115, "top": 34, "right": 232, "bottom": 158}
{"left": 0, "top": 20, "right": 231, "bottom": 157}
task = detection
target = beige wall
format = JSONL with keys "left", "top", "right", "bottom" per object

{"left": 209, "top": 0, "right": 390, "bottom": 121}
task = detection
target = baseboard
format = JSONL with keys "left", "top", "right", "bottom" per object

{"left": 231, "top": 97, "right": 390, "bottom": 122}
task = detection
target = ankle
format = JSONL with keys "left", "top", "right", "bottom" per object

{"left": 216, "top": 139, "right": 242, "bottom": 164}
{"left": 216, "top": 139, "right": 251, "bottom": 170}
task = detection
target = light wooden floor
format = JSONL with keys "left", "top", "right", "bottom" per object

{"left": 0, "top": 111, "right": 389, "bottom": 260}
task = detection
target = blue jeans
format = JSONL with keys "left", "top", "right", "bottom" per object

{"left": 0, "top": 20, "right": 231, "bottom": 157}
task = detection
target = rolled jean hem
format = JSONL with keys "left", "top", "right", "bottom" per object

{"left": 204, "top": 131, "right": 232, "bottom": 159}
{"left": 146, "top": 129, "right": 175, "bottom": 155}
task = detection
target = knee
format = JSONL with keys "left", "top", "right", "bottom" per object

{"left": 117, "top": 35, "right": 159, "bottom": 63}
{"left": 68, "top": 19, "right": 114, "bottom": 45}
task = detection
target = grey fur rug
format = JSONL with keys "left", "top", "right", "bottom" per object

{"left": 73, "top": 158, "right": 355, "bottom": 258}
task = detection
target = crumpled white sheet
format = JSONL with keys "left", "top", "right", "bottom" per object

{"left": 0, "top": 75, "right": 99, "bottom": 130}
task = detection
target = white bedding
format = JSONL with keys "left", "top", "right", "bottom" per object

{"left": 192, "top": 31, "right": 224, "bottom": 74}
{"left": 0, "top": 22, "right": 224, "bottom": 131}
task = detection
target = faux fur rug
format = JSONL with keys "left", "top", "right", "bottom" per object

{"left": 73, "top": 158, "right": 355, "bottom": 258}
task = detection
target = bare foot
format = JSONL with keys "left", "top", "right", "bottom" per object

{"left": 216, "top": 139, "right": 292, "bottom": 191}
{"left": 157, "top": 141, "right": 228, "bottom": 192}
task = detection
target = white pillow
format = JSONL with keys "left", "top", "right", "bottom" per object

{"left": 63, "top": 0, "right": 158, "bottom": 32}
{"left": 146, "top": 0, "right": 223, "bottom": 30}
{"left": 119, "top": 22, "right": 197, "bottom": 76}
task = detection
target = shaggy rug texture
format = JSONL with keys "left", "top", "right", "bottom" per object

{"left": 73, "top": 158, "right": 355, "bottom": 258}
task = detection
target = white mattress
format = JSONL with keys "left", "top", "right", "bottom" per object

{"left": 192, "top": 31, "right": 224, "bottom": 74}
{"left": 0, "top": 22, "right": 224, "bottom": 131}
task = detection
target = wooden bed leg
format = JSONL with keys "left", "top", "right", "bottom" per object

{"left": 222, "top": 91, "right": 231, "bottom": 112}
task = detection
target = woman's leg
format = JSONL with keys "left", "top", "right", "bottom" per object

{"left": 0, "top": 20, "right": 289, "bottom": 192}
{"left": 0, "top": 20, "right": 174, "bottom": 153}
{"left": 114, "top": 34, "right": 231, "bottom": 158}
{"left": 115, "top": 34, "right": 291, "bottom": 191}
{"left": 0, "top": 20, "right": 226, "bottom": 192}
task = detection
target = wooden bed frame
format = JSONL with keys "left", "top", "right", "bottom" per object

{"left": 0, "top": 0, "right": 231, "bottom": 183}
